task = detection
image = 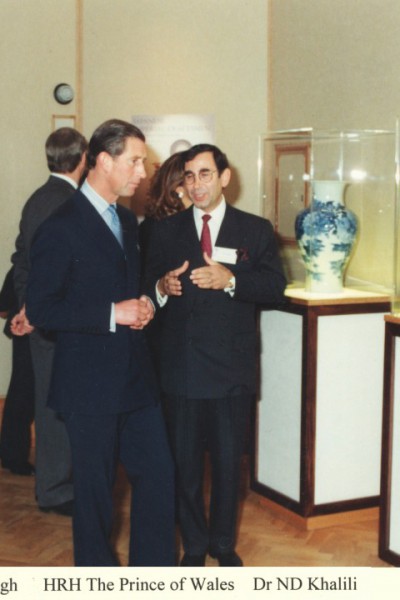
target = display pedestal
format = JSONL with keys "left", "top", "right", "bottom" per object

{"left": 252, "top": 289, "right": 390, "bottom": 529}
{"left": 379, "top": 315, "right": 400, "bottom": 566}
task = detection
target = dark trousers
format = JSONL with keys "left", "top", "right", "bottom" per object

{"left": 30, "top": 331, "right": 73, "bottom": 506}
{"left": 165, "top": 393, "right": 252, "bottom": 556}
{"left": 0, "top": 335, "right": 34, "bottom": 467}
{"left": 63, "top": 403, "right": 176, "bottom": 566}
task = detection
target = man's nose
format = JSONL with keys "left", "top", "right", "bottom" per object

{"left": 192, "top": 174, "right": 204, "bottom": 186}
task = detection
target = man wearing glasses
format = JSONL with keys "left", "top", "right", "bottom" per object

{"left": 144, "top": 143, "right": 286, "bottom": 567}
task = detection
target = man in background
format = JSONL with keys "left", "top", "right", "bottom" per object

{"left": 11, "top": 127, "right": 88, "bottom": 516}
{"left": 144, "top": 143, "right": 286, "bottom": 567}
{"left": 25, "top": 119, "right": 175, "bottom": 566}
{"left": 0, "top": 266, "right": 34, "bottom": 475}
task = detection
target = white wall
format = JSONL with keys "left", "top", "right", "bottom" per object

{"left": 269, "top": 0, "right": 400, "bottom": 130}
{"left": 82, "top": 0, "right": 268, "bottom": 214}
{"left": 0, "top": 0, "right": 78, "bottom": 394}
{"left": 268, "top": 0, "right": 400, "bottom": 291}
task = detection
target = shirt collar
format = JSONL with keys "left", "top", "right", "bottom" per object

{"left": 80, "top": 179, "right": 113, "bottom": 216}
{"left": 193, "top": 196, "right": 226, "bottom": 230}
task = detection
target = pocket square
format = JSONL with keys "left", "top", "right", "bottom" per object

{"left": 236, "top": 247, "right": 249, "bottom": 263}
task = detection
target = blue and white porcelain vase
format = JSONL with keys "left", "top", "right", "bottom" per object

{"left": 294, "top": 180, "right": 358, "bottom": 293}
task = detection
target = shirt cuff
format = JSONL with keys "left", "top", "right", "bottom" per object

{"left": 224, "top": 275, "right": 236, "bottom": 297}
{"left": 110, "top": 303, "right": 116, "bottom": 332}
{"left": 156, "top": 281, "right": 168, "bottom": 307}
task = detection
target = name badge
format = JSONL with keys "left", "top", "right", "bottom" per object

{"left": 213, "top": 246, "right": 237, "bottom": 264}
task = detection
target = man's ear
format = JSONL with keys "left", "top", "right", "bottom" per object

{"left": 98, "top": 151, "right": 112, "bottom": 173}
{"left": 221, "top": 168, "right": 231, "bottom": 188}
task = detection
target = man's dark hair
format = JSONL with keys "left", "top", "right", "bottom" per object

{"left": 45, "top": 128, "right": 88, "bottom": 174}
{"left": 86, "top": 119, "right": 145, "bottom": 169}
{"left": 182, "top": 143, "right": 229, "bottom": 175}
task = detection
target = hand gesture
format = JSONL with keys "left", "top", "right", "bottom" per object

{"left": 190, "top": 252, "right": 233, "bottom": 290}
{"left": 157, "top": 260, "right": 189, "bottom": 297}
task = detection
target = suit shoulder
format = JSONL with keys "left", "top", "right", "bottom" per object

{"left": 228, "top": 205, "right": 273, "bottom": 230}
{"left": 33, "top": 193, "right": 80, "bottom": 234}
{"left": 157, "top": 208, "right": 192, "bottom": 228}
{"left": 21, "top": 177, "right": 75, "bottom": 218}
{"left": 26, "top": 176, "right": 74, "bottom": 200}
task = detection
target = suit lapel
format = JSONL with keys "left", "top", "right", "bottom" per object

{"left": 215, "top": 204, "right": 243, "bottom": 249}
{"left": 172, "top": 205, "right": 250, "bottom": 267}
{"left": 75, "top": 192, "right": 126, "bottom": 261}
{"left": 117, "top": 205, "right": 135, "bottom": 253}
{"left": 118, "top": 206, "right": 140, "bottom": 294}
{"left": 174, "top": 207, "right": 204, "bottom": 265}
{"left": 73, "top": 193, "right": 140, "bottom": 298}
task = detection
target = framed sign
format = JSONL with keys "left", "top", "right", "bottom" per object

{"left": 52, "top": 115, "right": 76, "bottom": 131}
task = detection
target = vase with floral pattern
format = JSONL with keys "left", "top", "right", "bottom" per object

{"left": 294, "top": 180, "right": 358, "bottom": 293}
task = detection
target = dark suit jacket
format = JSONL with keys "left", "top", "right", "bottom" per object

{"left": 25, "top": 191, "right": 158, "bottom": 415}
{"left": 0, "top": 267, "right": 17, "bottom": 338}
{"left": 143, "top": 204, "right": 287, "bottom": 399}
{"left": 12, "top": 175, "right": 76, "bottom": 307}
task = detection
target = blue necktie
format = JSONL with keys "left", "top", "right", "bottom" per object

{"left": 106, "top": 204, "right": 123, "bottom": 247}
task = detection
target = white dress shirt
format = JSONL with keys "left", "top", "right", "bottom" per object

{"left": 157, "top": 196, "right": 235, "bottom": 306}
{"left": 192, "top": 197, "right": 227, "bottom": 251}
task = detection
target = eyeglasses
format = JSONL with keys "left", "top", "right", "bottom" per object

{"left": 183, "top": 169, "right": 217, "bottom": 185}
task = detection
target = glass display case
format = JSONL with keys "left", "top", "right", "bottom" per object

{"left": 260, "top": 128, "right": 398, "bottom": 301}
{"left": 254, "top": 129, "right": 398, "bottom": 522}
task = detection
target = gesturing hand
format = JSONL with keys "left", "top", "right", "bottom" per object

{"left": 190, "top": 252, "right": 233, "bottom": 290}
{"left": 157, "top": 260, "right": 189, "bottom": 297}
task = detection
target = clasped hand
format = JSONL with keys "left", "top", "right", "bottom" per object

{"left": 158, "top": 253, "right": 233, "bottom": 296}
{"left": 115, "top": 295, "right": 154, "bottom": 329}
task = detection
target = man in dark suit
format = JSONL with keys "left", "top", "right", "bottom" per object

{"left": 11, "top": 127, "right": 87, "bottom": 515}
{"left": 144, "top": 143, "right": 286, "bottom": 567}
{"left": 25, "top": 119, "right": 175, "bottom": 566}
{"left": 0, "top": 267, "right": 34, "bottom": 475}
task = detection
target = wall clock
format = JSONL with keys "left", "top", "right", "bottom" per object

{"left": 53, "top": 83, "right": 74, "bottom": 105}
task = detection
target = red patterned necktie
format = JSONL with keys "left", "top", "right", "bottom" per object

{"left": 201, "top": 214, "right": 212, "bottom": 257}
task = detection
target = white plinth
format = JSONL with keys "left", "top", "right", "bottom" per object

{"left": 254, "top": 293, "right": 389, "bottom": 518}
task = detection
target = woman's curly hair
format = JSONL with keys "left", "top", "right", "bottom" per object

{"left": 145, "top": 153, "right": 186, "bottom": 220}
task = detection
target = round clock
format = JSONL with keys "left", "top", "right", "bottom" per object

{"left": 53, "top": 83, "right": 74, "bottom": 105}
